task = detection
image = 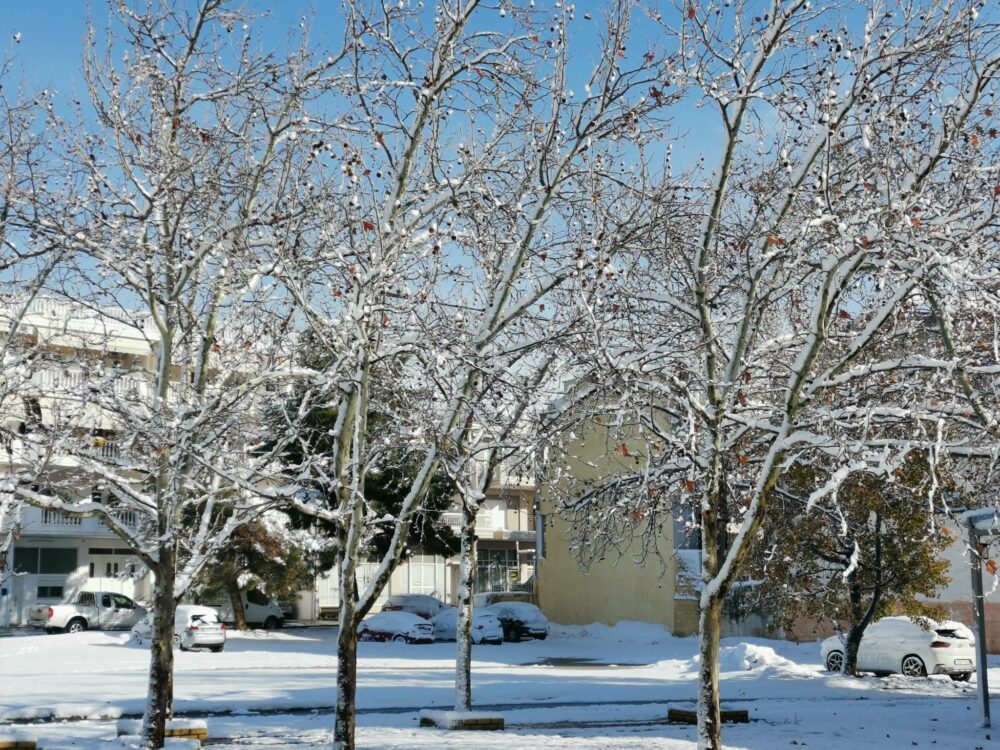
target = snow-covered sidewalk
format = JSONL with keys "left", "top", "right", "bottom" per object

{"left": 0, "top": 622, "right": 993, "bottom": 748}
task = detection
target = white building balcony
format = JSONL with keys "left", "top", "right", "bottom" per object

{"left": 22, "top": 504, "right": 139, "bottom": 538}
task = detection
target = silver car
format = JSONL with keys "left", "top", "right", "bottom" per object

{"left": 130, "top": 605, "right": 226, "bottom": 653}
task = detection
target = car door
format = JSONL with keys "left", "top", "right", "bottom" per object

{"left": 98, "top": 593, "right": 120, "bottom": 628}
{"left": 111, "top": 594, "right": 142, "bottom": 628}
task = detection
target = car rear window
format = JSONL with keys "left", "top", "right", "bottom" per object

{"left": 935, "top": 628, "right": 966, "bottom": 639}
{"left": 192, "top": 614, "right": 219, "bottom": 624}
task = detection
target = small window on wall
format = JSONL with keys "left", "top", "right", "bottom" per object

{"left": 37, "top": 586, "right": 64, "bottom": 599}
{"left": 89, "top": 562, "right": 95, "bottom": 578}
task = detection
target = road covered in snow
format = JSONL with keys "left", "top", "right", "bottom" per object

{"left": 0, "top": 621, "right": 994, "bottom": 748}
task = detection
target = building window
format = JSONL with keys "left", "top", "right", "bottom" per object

{"left": 673, "top": 511, "right": 702, "bottom": 551}
{"left": 408, "top": 554, "right": 438, "bottom": 595}
{"left": 89, "top": 562, "right": 95, "bottom": 578}
{"left": 14, "top": 547, "right": 77, "bottom": 574}
{"left": 37, "top": 586, "right": 64, "bottom": 599}
{"left": 476, "top": 548, "right": 519, "bottom": 592}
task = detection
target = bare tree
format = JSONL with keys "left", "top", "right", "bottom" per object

{"left": 273, "top": 1, "right": 673, "bottom": 746}
{"left": 12, "top": 3, "right": 348, "bottom": 748}
{"left": 0, "top": 57, "right": 66, "bottom": 589}
{"left": 546, "top": 2, "right": 1000, "bottom": 747}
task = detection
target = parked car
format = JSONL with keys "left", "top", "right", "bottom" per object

{"left": 821, "top": 616, "right": 976, "bottom": 680}
{"left": 130, "top": 605, "right": 226, "bottom": 652}
{"left": 358, "top": 611, "right": 434, "bottom": 644}
{"left": 380, "top": 594, "right": 447, "bottom": 620}
{"left": 431, "top": 607, "right": 504, "bottom": 645}
{"left": 472, "top": 591, "right": 533, "bottom": 608}
{"left": 28, "top": 591, "right": 146, "bottom": 633}
{"left": 481, "top": 602, "right": 549, "bottom": 642}
{"left": 203, "top": 589, "right": 285, "bottom": 629}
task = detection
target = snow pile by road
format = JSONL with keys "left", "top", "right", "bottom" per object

{"left": 716, "top": 642, "right": 799, "bottom": 673}
{"left": 555, "top": 620, "right": 676, "bottom": 643}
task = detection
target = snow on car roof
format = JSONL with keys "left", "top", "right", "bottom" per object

{"left": 432, "top": 607, "right": 499, "bottom": 623}
{"left": 367, "top": 610, "right": 428, "bottom": 626}
{"left": 484, "top": 602, "right": 544, "bottom": 616}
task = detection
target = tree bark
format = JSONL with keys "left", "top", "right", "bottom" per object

{"left": 697, "top": 594, "right": 723, "bottom": 750}
{"left": 334, "top": 610, "right": 358, "bottom": 750}
{"left": 454, "top": 504, "right": 478, "bottom": 712}
{"left": 141, "top": 552, "right": 176, "bottom": 749}
{"left": 228, "top": 583, "right": 247, "bottom": 631}
{"left": 843, "top": 575, "right": 864, "bottom": 676}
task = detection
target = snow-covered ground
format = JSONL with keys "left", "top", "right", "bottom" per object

{"left": 0, "top": 622, "right": 994, "bottom": 748}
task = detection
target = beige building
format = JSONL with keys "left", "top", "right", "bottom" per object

{"left": 535, "top": 411, "right": 701, "bottom": 635}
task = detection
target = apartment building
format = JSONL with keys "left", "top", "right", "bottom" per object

{"left": 302, "top": 453, "right": 538, "bottom": 619}
{"left": 1, "top": 298, "right": 156, "bottom": 626}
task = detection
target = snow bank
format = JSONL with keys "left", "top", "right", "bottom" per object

{"left": 557, "top": 620, "right": 674, "bottom": 643}
{"left": 418, "top": 709, "right": 504, "bottom": 729}
{"left": 716, "top": 643, "right": 798, "bottom": 673}
{"left": 117, "top": 739, "right": 201, "bottom": 749}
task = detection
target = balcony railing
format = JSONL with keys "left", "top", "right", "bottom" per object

{"left": 42, "top": 509, "right": 82, "bottom": 526}
{"left": 441, "top": 511, "right": 497, "bottom": 531}
{"left": 31, "top": 368, "right": 151, "bottom": 399}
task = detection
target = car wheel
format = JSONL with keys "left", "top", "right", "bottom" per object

{"left": 901, "top": 655, "right": 927, "bottom": 677}
{"left": 131, "top": 630, "right": 143, "bottom": 644}
{"left": 825, "top": 650, "right": 845, "bottom": 673}
{"left": 393, "top": 635, "right": 407, "bottom": 643}
{"left": 951, "top": 672, "right": 972, "bottom": 682}
{"left": 263, "top": 616, "right": 279, "bottom": 630}
{"left": 65, "top": 619, "right": 87, "bottom": 634}
{"left": 173, "top": 634, "right": 182, "bottom": 648}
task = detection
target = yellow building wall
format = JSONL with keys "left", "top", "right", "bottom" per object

{"left": 537, "top": 412, "right": 699, "bottom": 635}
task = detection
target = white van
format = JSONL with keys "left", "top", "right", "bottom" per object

{"left": 212, "top": 590, "right": 285, "bottom": 629}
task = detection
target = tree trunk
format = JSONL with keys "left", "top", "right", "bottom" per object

{"left": 334, "top": 511, "right": 361, "bottom": 750}
{"left": 334, "top": 609, "right": 358, "bottom": 750}
{"left": 843, "top": 575, "right": 864, "bottom": 676}
{"left": 454, "top": 505, "right": 477, "bottom": 712}
{"left": 228, "top": 582, "right": 247, "bottom": 631}
{"left": 843, "top": 624, "right": 863, "bottom": 677}
{"left": 696, "top": 594, "right": 723, "bottom": 750}
{"left": 141, "top": 554, "right": 176, "bottom": 749}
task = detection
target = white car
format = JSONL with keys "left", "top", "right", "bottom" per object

{"left": 358, "top": 611, "right": 434, "bottom": 643}
{"left": 130, "top": 605, "right": 227, "bottom": 652}
{"left": 481, "top": 602, "right": 549, "bottom": 642}
{"left": 380, "top": 594, "right": 447, "bottom": 620}
{"left": 209, "top": 590, "right": 285, "bottom": 629}
{"left": 821, "top": 616, "right": 976, "bottom": 680}
{"left": 431, "top": 607, "right": 504, "bottom": 645}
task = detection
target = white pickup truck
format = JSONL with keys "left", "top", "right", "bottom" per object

{"left": 28, "top": 591, "right": 147, "bottom": 633}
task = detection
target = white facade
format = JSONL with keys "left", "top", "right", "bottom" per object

{"left": 3, "top": 505, "right": 151, "bottom": 627}
{"left": 1, "top": 298, "right": 157, "bottom": 627}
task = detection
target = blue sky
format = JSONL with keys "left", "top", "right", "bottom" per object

{"left": 1, "top": 2, "right": 349, "bottom": 90}
{"left": 0, "top": 1, "right": 717, "bottom": 164}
